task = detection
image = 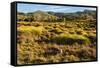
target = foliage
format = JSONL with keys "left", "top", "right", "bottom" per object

{"left": 51, "top": 33, "right": 90, "bottom": 45}
{"left": 17, "top": 9, "right": 96, "bottom": 65}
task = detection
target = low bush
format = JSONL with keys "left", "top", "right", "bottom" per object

{"left": 51, "top": 33, "right": 90, "bottom": 45}
{"left": 85, "top": 33, "right": 96, "bottom": 44}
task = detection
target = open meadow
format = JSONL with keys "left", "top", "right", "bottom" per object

{"left": 17, "top": 20, "right": 96, "bottom": 64}
{"left": 17, "top": 4, "right": 97, "bottom": 65}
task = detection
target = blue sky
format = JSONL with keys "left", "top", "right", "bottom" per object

{"left": 17, "top": 3, "right": 96, "bottom": 13}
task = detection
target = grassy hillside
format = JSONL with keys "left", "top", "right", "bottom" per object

{"left": 17, "top": 10, "right": 97, "bottom": 65}
{"left": 17, "top": 21, "right": 96, "bottom": 65}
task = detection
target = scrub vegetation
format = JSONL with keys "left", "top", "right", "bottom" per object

{"left": 17, "top": 10, "right": 97, "bottom": 65}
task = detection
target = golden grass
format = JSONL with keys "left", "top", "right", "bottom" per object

{"left": 17, "top": 21, "right": 96, "bottom": 65}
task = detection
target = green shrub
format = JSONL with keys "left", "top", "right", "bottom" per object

{"left": 51, "top": 33, "right": 90, "bottom": 45}
{"left": 73, "top": 34, "right": 90, "bottom": 45}
{"left": 85, "top": 33, "right": 96, "bottom": 44}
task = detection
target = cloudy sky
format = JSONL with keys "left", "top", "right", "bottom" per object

{"left": 17, "top": 3, "right": 96, "bottom": 13}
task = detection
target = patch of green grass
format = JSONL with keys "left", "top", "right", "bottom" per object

{"left": 85, "top": 33, "right": 96, "bottom": 44}
{"left": 51, "top": 33, "right": 90, "bottom": 45}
